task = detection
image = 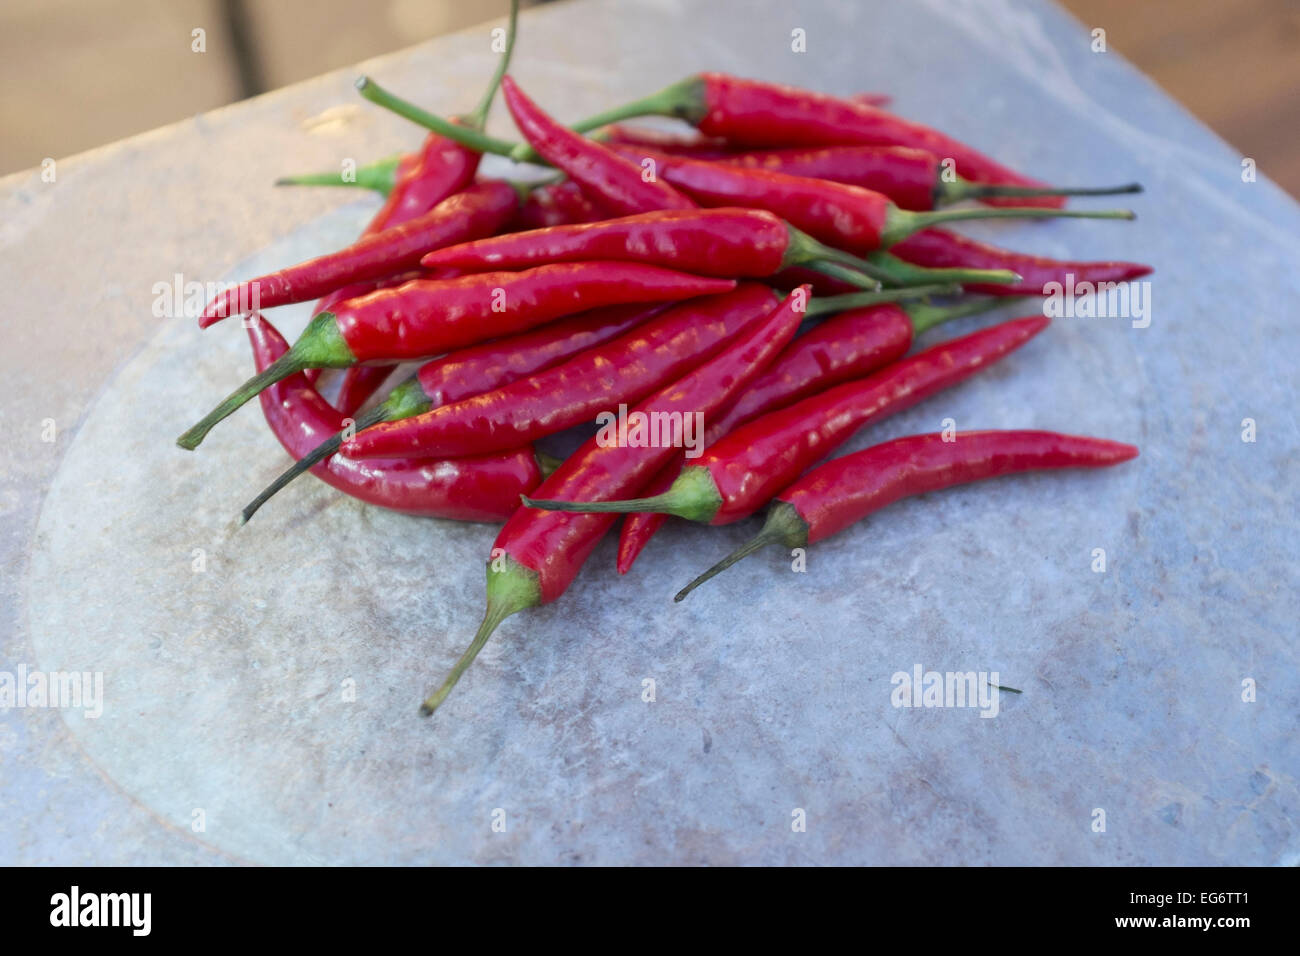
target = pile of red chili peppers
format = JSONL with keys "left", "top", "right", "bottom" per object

{"left": 178, "top": 3, "right": 1145, "bottom": 718}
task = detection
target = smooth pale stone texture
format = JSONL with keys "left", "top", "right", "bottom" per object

{"left": 2, "top": 0, "right": 1297, "bottom": 865}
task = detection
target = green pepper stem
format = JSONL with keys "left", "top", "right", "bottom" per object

{"left": 904, "top": 294, "right": 1033, "bottom": 336}
{"left": 520, "top": 464, "right": 722, "bottom": 523}
{"left": 673, "top": 502, "right": 809, "bottom": 602}
{"left": 803, "top": 283, "right": 960, "bottom": 318}
{"left": 420, "top": 556, "right": 540, "bottom": 716}
{"left": 863, "top": 250, "right": 1022, "bottom": 288}
{"left": 275, "top": 155, "right": 403, "bottom": 196}
{"left": 882, "top": 205, "right": 1136, "bottom": 246}
{"left": 806, "top": 260, "right": 881, "bottom": 291}
{"left": 939, "top": 177, "right": 1143, "bottom": 206}
{"left": 468, "top": 0, "right": 519, "bottom": 129}
{"left": 177, "top": 313, "right": 354, "bottom": 450}
{"left": 355, "top": 76, "right": 518, "bottom": 158}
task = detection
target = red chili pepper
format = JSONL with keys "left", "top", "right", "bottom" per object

{"left": 420, "top": 287, "right": 809, "bottom": 715}
{"left": 240, "top": 302, "right": 670, "bottom": 522}
{"left": 888, "top": 227, "right": 1154, "bottom": 295}
{"left": 614, "top": 295, "right": 1020, "bottom": 572}
{"left": 599, "top": 125, "right": 737, "bottom": 160}
{"left": 521, "top": 315, "right": 1048, "bottom": 527}
{"left": 721, "top": 145, "right": 1141, "bottom": 211}
{"left": 675, "top": 430, "right": 1138, "bottom": 600}
{"left": 199, "top": 181, "right": 520, "bottom": 326}
{"left": 177, "top": 263, "right": 735, "bottom": 449}
{"left": 501, "top": 76, "right": 696, "bottom": 216}
{"left": 604, "top": 145, "right": 1135, "bottom": 257}
{"left": 511, "top": 179, "right": 608, "bottom": 230}
{"left": 419, "top": 208, "right": 1015, "bottom": 289}
{"left": 555, "top": 73, "right": 1069, "bottom": 208}
{"left": 245, "top": 314, "right": 546, "bottom": 523}
{"left": 341, "top": 283, "right": 944, "bottom": 461}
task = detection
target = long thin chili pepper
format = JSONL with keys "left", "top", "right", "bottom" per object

{"left": 245, "top": 314, "right": 549, "bottom": 523}
{"left": 199, "top": 181, "right": 521, "bottom": 326}
{"left": 604, "top": 146, "right": 1135, "bottom": 256}
{"left": 675, "top": 430, "right": 1139, "bottom": 600}
{"left": 341, "top": 283, "right": 952, "bottom": 461}
{"left": 240, "top": 301, "right": 669, "bottom": 522}
{"left": 512, "top": 178, "right": 609, "bottom": 229}
{"left": 523, "top": 73, "right": 1069, "bottom": 208}
{"left": 520, "top": 315, "right": 1049, "bottom": 526}
{"left": 721, "top": 145, "right": 1141, "bottom": 211}
{"left": 176, "top": 263, "right": 735, "bottom": 449}
{"left": 420, "top": 286, "right": 810, "bottom": 715}
{"left": 420, "top": 208, "right": 1017, "bottom": 289}
{"left": 614, "top": 294, "right": 1024, "bottom": 572}
{"left": 501, "top": 76, "right": 696, "bottom": 216}
{"left": 888, "top": 227, "right": 1154, "bottom": 295}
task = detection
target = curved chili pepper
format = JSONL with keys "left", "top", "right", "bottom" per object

{"left": 723, "top": 145, "right": 1141, "bottom": 212}
{"left": 511, "top": 179, "right": 608, "bottom": 230}
{"left": 342, "top": 283, "right": 947, "bottom": 461}
{"left": 240, "top": 301, "right": 669, "bottom": 522}
{"left": 614, "top": 295, "right": 1022, "bottom": 572}
{"left": 604, "top": 146, "right": 1135, "bottom": 257}
{"left": 420, "top": 287, "right": 809, "bottom": 716}
{"left": 420, "top": 208, "right": 1014, "bottom": 289}
{"left": 521, "top": 315, "right": 1048, "bottom": 526}
{"left": 888, "top": 227, "right": 1154, "bottom": 296}
{"left": 546, "top": 72, "right": 1068, "bottom": 208}
{"left": 676, "top": 430, "right": 1139, "bottom": 600}
{"left": 176, "top": 263, "right": 735, "bottom": 449}
{"left": 199, "top": 181, "right": 520, "bottom": 326}
{"left": 245, "top": 314, "right": 546, "bottom": 523}
{"left": 501, "top": 75, "right": 695, "bottom": 216}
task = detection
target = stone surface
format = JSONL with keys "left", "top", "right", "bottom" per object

{"left": 1, "top": 0, "right": 1296, "bottom": 865}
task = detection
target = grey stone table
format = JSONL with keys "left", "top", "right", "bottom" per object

{"left": 1, "top": 0, "right": 1296, "bottom": 866}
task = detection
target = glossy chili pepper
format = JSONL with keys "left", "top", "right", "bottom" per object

{"left": 502, "top": 75, "right": 695, "bottom": 216}
{"left": 614, "top": 294, "right": 1022, "bottom": 572}
{"left": 604, "top": 146, "right": 1135, "bottom": 258}
{"left": 511, "top": 178, "right": 609, "bottom": 229}
{"left": 540, "top": 72, "right": 1068, "bottom": 208}
{"left": 675, "top": 430, "right": 1139, "bottom": 600}
{"left": 521, "top": 315, "right": 1049, "bottom": 526}
{"left": 199, "top": 181, "right": 521, "bottom": 326}
{"left": 176, "top": 263, "right": 735, "bottom": 449}
{"left": 598, "top": 125, "right": 736, "bottom": 160}
{"left": 240, "top": 302, "right": 669, "bottom": 522}
{"left": 420, "top": 287, "right": 809, "bottom": 716}
{"left": 245, "top": 314, "right": 548, "bottom": 524}
{"left": 342, "top": 283, "right": 948, "bottom": 461}
{"left": 722, "top": 145, "right": 1141, "bottom": 212}
{"left": 420, "top": 208, "right": 1015, "bottom": 289}
{"left": 888, "top": 227, "right": 1154, "bottom": 296}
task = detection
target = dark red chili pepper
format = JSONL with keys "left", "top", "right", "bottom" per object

{"left": 333, "top": 364, "right": 396, "bottom": 418}
{"left": 420, "top": 287, "right": 809, "bottom": 715}
{"left": 614, "top": 295, "right": 1021, "bottom": 572}
{"left": 721, "top": 145, "right": 1141, "bottom": 212}
{"left": 675, "top": 430, "right": 1139, "bottom": 600}
{"left": 501, "top": 75, "right": 696, "bottom": 216}
{"left": 888, "top": 227, "right": 1154, "bottom": 295}
{"left": 240, "top": 301, "right": 669, "bottom": 522}
{"left": 199, "top": 181, "right": 520, "bottom": 326}
{"left": 552, "top": 72, "right": 1069, "bottom": 208}
{"left": 245, "top": 314, "right": 547, "bottom": 524}
{"left": 419, "top": 208, "right": 1015, "bottom": 289}
{"left": 177, "top": 263, "right": 735, "bottom": 449}
{"left": 511, "top": 179, "right": 608, "bottom": 230}
{"left": 520, "top": 315, "right": 1048, "bottom": 527}
{"left": 604, "top": 145, "right": 1135, "bottom": 257}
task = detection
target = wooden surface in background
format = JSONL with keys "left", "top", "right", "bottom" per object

{"left": 2, "top": 0, "right": 1298, "bottom": 197}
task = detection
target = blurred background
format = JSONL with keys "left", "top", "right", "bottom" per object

{"left": 1, "top": 0, "right": 1297, "bottom": 195}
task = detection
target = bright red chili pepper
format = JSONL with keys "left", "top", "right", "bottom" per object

{"left": 420, "top": 208, "right": 1016, "bottom": 289}
{"left": 511, "top": 179, "right": 608, "bottom": 230}
{"left": 501, "top": 75, "right": 696, "bottom": 216}
{"left": 177, "top": 263, "right": 735, "bottom": 449}
{"left": 888, "top": 227, "right": 1154, "bottom": 295}
{"left": 554, "top": 72, "right": 1068, "bottom": 208}
{"left": 240, "top": 301, "right": 669, "bottom": 522}
{"left": 604, "top": 145, "right": 1135, "bottom": 256}
{"left": 614, "top": 295, "right": 1019, "bottom": 572}
{"left": 721, "top": 145, "right": 1141, "bottom": 212}
{"left": 199, "top": 181, "right": 519, "bottom": 326}
{"left": 521, "top": 315, "right": 1049, "bottom": 527}
{"left": 420, "top": 287, "right": 809, "bottom": 715}
{"left": 675, "top": 430, "right": 1138, "bottom": 600}
{"left": 245, "top": 314, "right": 546, "bottom": 523}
